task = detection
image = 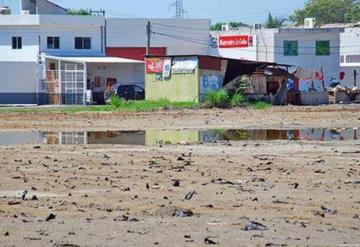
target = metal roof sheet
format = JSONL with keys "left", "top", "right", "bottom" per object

{"left": 44, "top": 55, "right": 144, "bottom": 64}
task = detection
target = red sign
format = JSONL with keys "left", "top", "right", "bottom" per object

{"left": 219, "top": 35, "right": 252, "bottom": 48}
{"left": 146, "top": 58, "right": 164, "bottom": 73}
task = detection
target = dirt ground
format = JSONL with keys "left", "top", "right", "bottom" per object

{"left": 0, "top": 105, "right": 359, "bottom": 246}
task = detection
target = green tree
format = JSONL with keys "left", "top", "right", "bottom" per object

{"left": 68, "top": 8, "right": 91, "bottom": 16}
{"left": 210, "top": 22, "right": 249, "bottom": 31}
{"left": 290, "top": 0, "right": 360, "bottom": 25}
{"left": 345, "top": 4, "right": 360, "bottom": 22}
{"left": 265, "top": 13, "right": 287, "bottom": 28}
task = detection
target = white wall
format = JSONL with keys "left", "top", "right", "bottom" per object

{"left": 39, "top": 15, "right": 105, "bottom": 56}
{"left": 39, "top": 26, "right": 104, "bottom": 56}
{"left": 209, "top": 28, "right": 277, "bottom": 62}
{"left": 0, "top": 26, "right": 39, "bottom": 62}
{"left": 0, "top": 62, "right": 38, "bottom": 104}
{"left": 340, "top": 28, "right": 360, "bottom": 86}
{"left": 106, "top": 18, "right": 211, "bottom": 56}
{"left": 275, "top": 29, "right": 342, "bottom": 89}
{"left": 210, "top": 31, "right": 257, "bottom": 61}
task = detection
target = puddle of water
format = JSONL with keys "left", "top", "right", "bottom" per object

{"left": 0, "top": 128, "right": 358, "bottom": 146}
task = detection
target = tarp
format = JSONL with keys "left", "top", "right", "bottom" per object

{"left": 172, "top": 56, "right": 198, "bottom": 74}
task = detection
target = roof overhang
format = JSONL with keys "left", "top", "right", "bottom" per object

{"left": 44, "top": 55, "right": 144, "bottom": 64}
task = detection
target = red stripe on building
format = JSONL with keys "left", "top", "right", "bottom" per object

{"left": 199, "top": 56, "right": 222, "bottom": 71}
{"left": 106, "top": 47, "right": 167, "bottom": 61}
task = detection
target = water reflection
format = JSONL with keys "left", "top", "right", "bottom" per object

{"left": 0, "top": 128, "right": 358, "bottom": 146}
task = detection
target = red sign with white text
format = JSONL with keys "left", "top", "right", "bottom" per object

{"left": 219, "top": 35, "right": 252, "bottom": 48}
{"left": 146, "top": 58, "right": 164, "bottom": 73}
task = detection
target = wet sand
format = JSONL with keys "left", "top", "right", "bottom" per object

{"left": 0, "top": 105, "right": 359, "bottom": 246}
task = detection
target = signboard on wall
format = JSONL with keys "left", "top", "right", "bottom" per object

{"left": 219, "top": 35, "right": 253, "bottom": 48}
{"left": 146, "top": 58, "right": 164, "bottom": 73}
{"left": 200, "top": 74, "right": 224, "bottom": 101}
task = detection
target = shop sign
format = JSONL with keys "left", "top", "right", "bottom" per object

{"left": 219, "top": 35, "right": 252, "bottom": 48}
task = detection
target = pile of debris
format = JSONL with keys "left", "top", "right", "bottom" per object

{"left": 328, "top": 86, "right": 360, "bottom": 104}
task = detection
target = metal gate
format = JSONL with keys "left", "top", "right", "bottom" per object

{"left": 61, "top": 63, "right": 85, "bottom": 105}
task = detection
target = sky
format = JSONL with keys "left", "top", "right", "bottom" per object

{"left": 4, "top": 0, "right": 306, "bottom": 24}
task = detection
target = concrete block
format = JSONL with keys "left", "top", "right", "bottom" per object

{"left": 300, "top": 92, "right": 329, "bottom": 106}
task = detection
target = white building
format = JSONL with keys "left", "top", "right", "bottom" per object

{"left": 274, "top": 26, "right": 345, "bottom": 90}
{"left": 340, "top": 27, "right": 360, "bottom": 87}
{"left": 106, "top": 18, "right": 211, "bottom": 60}
{"left": 0, "top": 13, "right": 144, "bottom": 105}
{"left": 209, "top": 23, "right": 360, "bottom": 91}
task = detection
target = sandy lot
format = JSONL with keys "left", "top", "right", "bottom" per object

{"left": 0, "top": 105, "right": 359, "bottom": 246}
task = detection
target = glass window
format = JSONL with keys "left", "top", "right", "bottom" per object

{"left": 283, "top": 41, "right": 298, "bottom": 56}
{"left": 75, "top": 37, "right": 82, "bottom": 49}
{"left": 316, "top": 41, "right": 330, "bottom": 56}
{"left": 12, "top": 37, "right": 22, "bottom": 49}
{"left": 75, "top": 37, "right": 91, "bottom": 49}
{"left": 47, "top": 37, "right": 60, "bottom": 49}
{"left": 84, "top": 37, "right": 91, "bottom": 49}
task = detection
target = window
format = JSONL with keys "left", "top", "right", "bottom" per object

{"left": 47, "top": 37, "right": 60, "bottom": 49}
{"left": 75, "top": 37, "right": 91, "bottom": 49}
{"left": 283, "top": 41, "right": 298, "bottom": 56}
{"left": 12, "top": 37, "right": 22, "bottom": 49}
{"left": 316, "top": 41, "right": 330, "bottom": 56}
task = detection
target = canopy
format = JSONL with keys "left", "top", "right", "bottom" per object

{"left": 44, "top": 55, "right": 144, "bottom": 64}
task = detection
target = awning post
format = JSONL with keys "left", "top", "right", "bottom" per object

{"left": 83, "top": 62, "right": 87, "bottom": 106}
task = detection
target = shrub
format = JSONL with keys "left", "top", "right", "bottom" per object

{"left": 231, "top": 92, "right": 245, "bottom": 107}
{"left": 250, "top": 101, "right": 272, "bottom": 110}
{"left": 109, "top": 95, "right": 123, "bottom": 109}
{"left": 204, "top": 89, "right": 231, "bottom": 108}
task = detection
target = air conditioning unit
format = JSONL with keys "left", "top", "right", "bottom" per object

{"left": 21, "top": 10, "right": 30, "bottom": 15}
{"left": 221, "top": 24, "right": 230, "bottom": 31}
{"left": 304, "top": 18, "right": 316, "bottom": 29}
{"left": 0, "top": 6, "right": 11, "bottom": 15}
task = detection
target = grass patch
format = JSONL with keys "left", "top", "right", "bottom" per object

{"left": 249, "top": 101, "right": 272, "bottom": 110}
{"left": 0, "top": 99, "right": 199, "bottom": 113}
{"left": 204, "top": 90, "right": 245, "bottom": 108}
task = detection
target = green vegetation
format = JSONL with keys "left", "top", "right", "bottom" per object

{"left": 230, "top": 93, "right": 245, "bottom": 107}
{"left": 204, "top": 89, "right": 245, "bottom": 108}
{"left": 265, "top": 13, "right": 287, "bottom": 28}
{"left": 107, "top": 97, "right": 198, "bottom": 111}
{"left": 68, "top": 8, "right": 92, "bottom": 16}
{"left": 290, "top": 0, "right": 360, "bottom": 25}
{"left": 0, "top": 99, "right": 198, "bottom": 113}
{"left": 250, "top": 101, "right": 272, "bottom": 110}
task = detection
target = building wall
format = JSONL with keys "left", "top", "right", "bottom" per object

{"left": 0, "top": 62, "right": 38, "bottom": 104}
{"left": 21, "top": 0, "right": 68, "bottom": 15}
{"left": 39, "top": 15, "right": 105, "bottom": 56}
{"left": 0, "top": 26, "right": 39, "bottom": 62}
{"left": 145, "top": 68, "right": 199, "bottom": 103}
{"left": 209, "top": 28, "right": 277, "bottom": 62}
{"left": 275, "top": 29, "right": 342, "bottom": 89}
{"left": 106, "top": 18, "right": 211, "bottom": 59}
{"left": 340, "top": 28, "right": 360, "bottom": 87}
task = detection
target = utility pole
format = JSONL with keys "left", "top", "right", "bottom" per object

{"left": 146, "top": 21, "right": 151, "bottom": 56}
